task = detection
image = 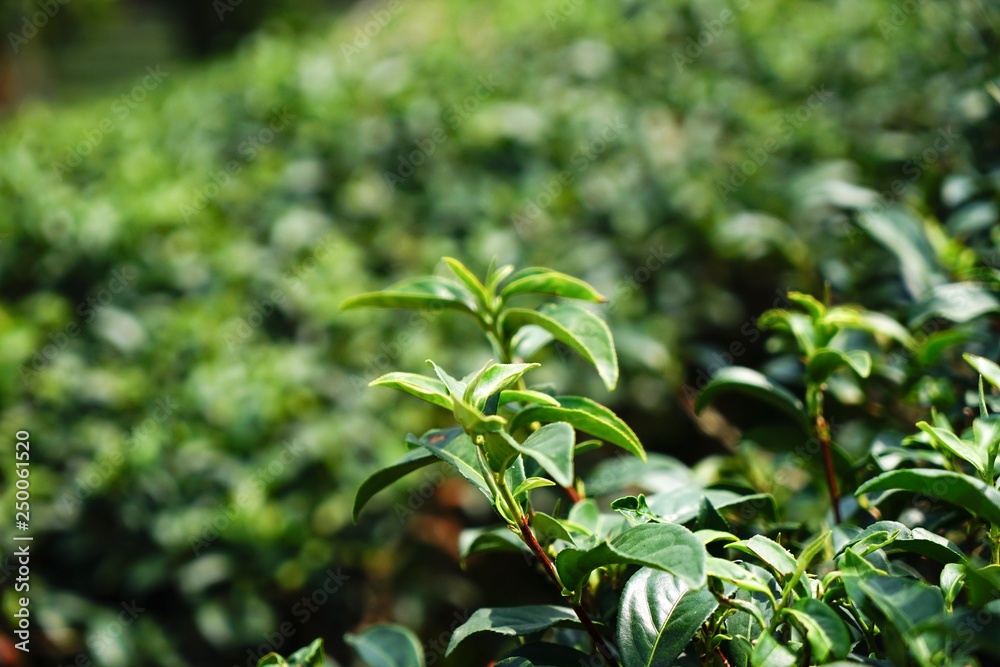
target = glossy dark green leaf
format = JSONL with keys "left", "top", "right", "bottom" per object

{"left": 353, "top": 447, "right": 437, "bottom": 522}
{"left": 694, "top": 367, "right": 808, "bottom": 431}
{"left": 405, "top": 428, "right": 491, "bottom": 499}
{"left": 856, "top": 468, "right": 1000, "bottom": 525}
{"left": 341, "top": 276, "right": 476, "bottom": 313}
{"left": 785, "top": 599, "right": 850, "bottom": 662}
{"left": 840, "top": 520, "right": 964, "bottom": 564}
{"left": 750, "top": 629, "right": 796, "bottom": 667}
{"left": 705, "top": 557, "right": 775, "bottom": 601}
{"left": 458, "top": 526, "right": 531, "bottom": 562}
{"left": 556, "top": 522, "right": 707, "bottom": 592}
{"left": 617, "top": 567, "right": 718, "bottom": 667}
{"left": 501, "top": 268, "right": 606, "bottom": 303}
{"left": 501, "top": 422, "right": 574, "bottom": 487}
{"left": 445, "top": 606, "right": 582, "bottom": 656}
{"left": 510, "top": 396, "right": 645, "bottom": 461}
{"left": 503, "top": 303, "right": 618, "bottom": 390}
{"left": 369, "top": 372, "right": 454, "bottom": 409}
{"left": 346, "top": 624, "right": 425, "bottom": 667}
{"left": 857, "top": 573, "right": 946, "bottom": 665}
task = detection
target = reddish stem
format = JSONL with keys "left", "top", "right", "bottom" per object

{"left": 518, "top": 515, "right": 616, "bottom": 666}
{"left": 816, "top": 415, "right": 843, "bottom": 524}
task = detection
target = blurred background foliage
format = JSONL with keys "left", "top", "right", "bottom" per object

{"left": 0, "top": 0, "right": 998, "bottom": 664}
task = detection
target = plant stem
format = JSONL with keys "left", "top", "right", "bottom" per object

{"left": 517, "top": 514, "right": 618, "bottom": 666}
{"left": 809, "top": 386, "right": 843, "bottom": 524}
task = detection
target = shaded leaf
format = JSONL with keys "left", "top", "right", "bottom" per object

{"left": 446, "top": 606, "right": 582, "bottom": 656}
{"left": 353, "top": 448, "right": 437, "bottom": 522}
{"left": 856, "top": 468, "right": 1000, "bottom": 525}
{"left": 346, "top": 625, "right": 425, "bottom": 667}
{"left": 694, "top": 367, "right": 808, "bottom": 431}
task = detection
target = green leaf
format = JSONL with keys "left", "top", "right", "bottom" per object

{"left": 750, "top": 629, "right": 797, "bottom": 667}
{"left": 758, "top": 309, "right": 817, "bottom": 356}
{"left": 504, "top": 303, "right": 618, "bottom": 390}
{"left": 370, "top": 372, "right": 454, "bottom": 410}
{"left": 940, "top": 563, "right": 965, "bottom": 608}
{"left": 785, "top": 599, "right": 850, "bottom": 662}
{"left": 910, "top": 282, "right": 1000, "bottom": 326}
{"left": 854, "top": 207, "right": 945, "bottom": 300}
{"left": 501, "top": 423, "right": 574, "bottom": 487}
{"left": 285, "top": 639, "right": 325, "bottom": 666}
{"left": 694, "top": 367, "right": 808, "bottom": 431}
{"left": 426, "top": 360, "right": 468, "bottom": 398}
{"left": 783, "top": 531, "right": 829, "bottom": 597}
{"left": 856, "top": 468, "right": 1000, "bottom": 525}
{"left": 496, "top": 643, "right": 593, "bottom": 665}
{"left": 458, "top": 527, "right": 531, "bottom": 562}
{"left": 556, "top": 523, "right": 707, "bottom": 592}
{"left": 840, "top": 521, "right": 964, "bottom": 564}
{"left": 857, "top": 574, "right": 946, "bottom": 666}
{"left": 617, "top": 568, "right": 718, "bottom": 667}
{"left": 825, "top": 307, "right": 916, "bottom": 350}
{"left": 445, "top": 606, "right": 582, "bottom": 656}
{"left": 787, "top": 291, "right": 825, "bottom": 320}
{"left": 442, "top": 257, "right": 491, "bottom": 308}
{"left": 726, "top": 536, "right": 796, "bottom": 578}
{"left": 353, "top": 448, "right": 437, "bottom": 522}
{"left": 256, "top": 655, "right": 287, "bottom": 667}
{"left": 916, "top": 421, "right": 985, "bottom": 476}
{"left": 341, "top": 276, "right": 476, "bottom": 313}
{"left": 466, "top": 362, "right": 540, "bottom": 410}
{"left": 501, "top": 268, "right": 607, "bottom": 303}
{"left": 705, "top": 557, "right": 776, "bottom": 602}
{"left": 966, "top": 353, "right": 1000, "bottom": 390}
{"left": 405, "top": 428, "right": 491, "bottom": 500}
{"left": 510, "top": 396, "right": 645, "bottom": 461}
{"left": 511, "top": 476, "right": 556, "bottom": 498}
{"left": 807, "top": 348, "right": 872, "bottom": 382}
{"left": 975, "top": 416, "right": 1000, "bottom": 470}
{"left": 346, "top": 624, "right": 425, "bottom": 667}
{"left": 498, "top": 389, "right": 561, "bottom": 407}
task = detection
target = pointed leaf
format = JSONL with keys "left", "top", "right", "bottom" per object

{"left": 341, "top": 276, "right": 475, "bottom": 313}
{"left": 785, "top": 599, "right": 850, "bottom": 662}
{"left": 466, "top": 363, "right": 540, "bottom": 410}
{"left": 916, "top": 421, "right": 985, "bottom": 475}
{"left": 511, "top": 476, "right": 557, "bottom": 498}
{"left": 510, "top": 396, "right": 645, "bottom": 461}
{"left": 345, "top": 625, "right": 425, "bottom": 667}
{"left": 445, "top": 606, "right": 582, "bottom": 656}
{"left": 556, "top": 522, "right": 707, "bottom": 592}
{"left": 694, "top": 367, "right": 808, "bottom": 431}
{"left": 750, "top": 630, "right": 797, "bottom": 667}
{"left": 405, "top": 428, "right": 491, "bottom": 500}
{"left": 617, "top": 568, "right": 718, "bottom": 667}
{"left": 857, "top": 468, "right": 1000, "bottom": 525}
{"left": 498, "top": 389, "right": 561, "bottom": 407}
{"left": 442, "top": 257, "right": 490, "bottom": 308}
{"left": 501, "top": 269, "right": 607, "bottom": 303}
{"left": 966, "top": 354, "right": 1000, "bottom": 391}
{"left": 501, "top": 423, "right": 574, "bottom": 487}
{"left": 353, "top": 448, "right": 438, "bottom": 522}
{"left": 503, "top": 303, "right": 618, "bottom": 390}
{"left": 807, "top": 348, "right": 872, "bottom": 382}
{"left": 726, "top": 535, "right": 796, "bottom": 578}
{"left": 370, "top": 372, "right": 454, "bottom": 410}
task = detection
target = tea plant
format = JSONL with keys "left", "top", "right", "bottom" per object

{"left": 261, "top": 259, "right": 1000, "bottom": 666}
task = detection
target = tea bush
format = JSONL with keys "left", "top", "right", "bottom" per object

{"left": 0, "top": 0, "right": 998, "bottom": 664}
